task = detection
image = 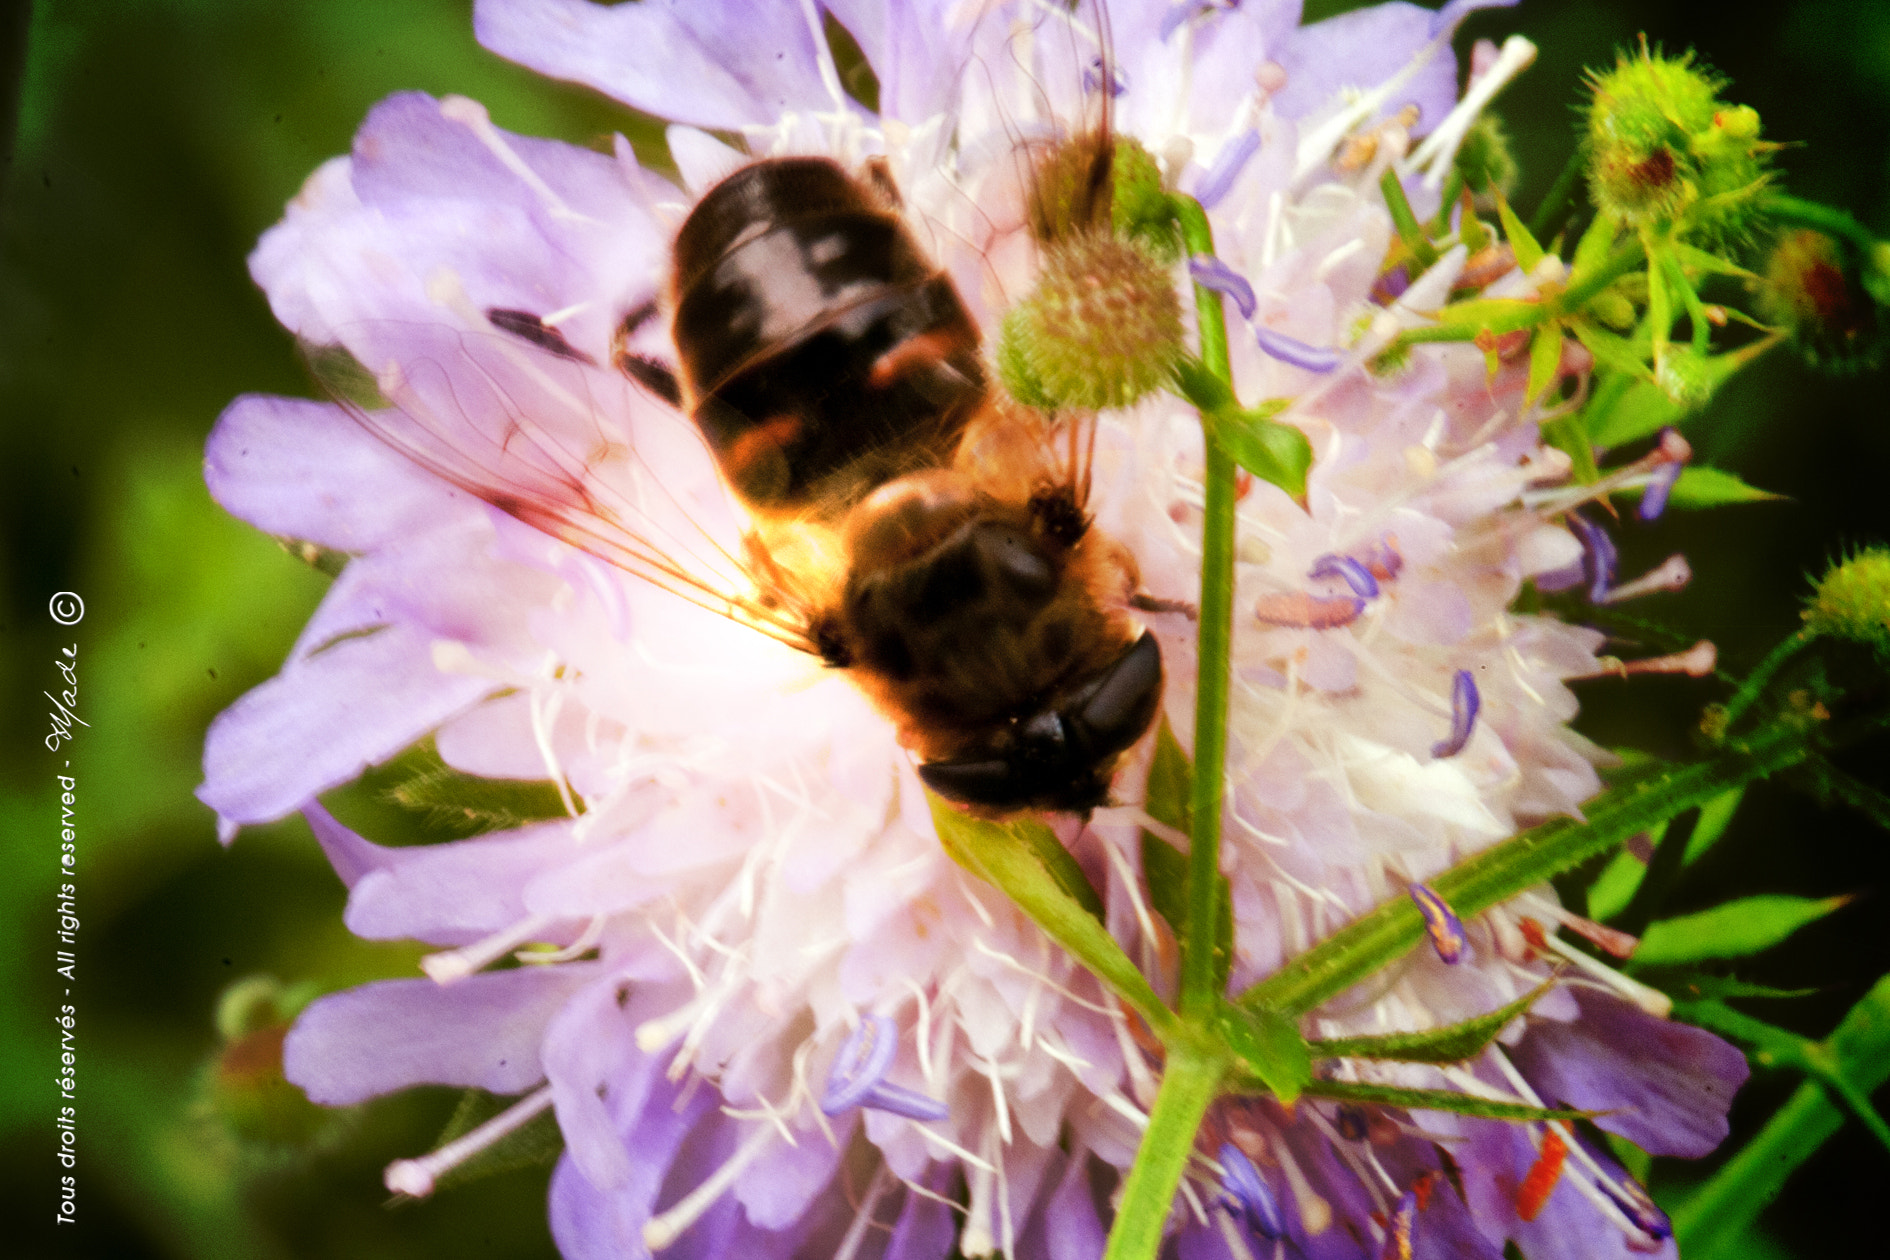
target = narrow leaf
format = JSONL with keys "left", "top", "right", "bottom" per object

{"left": 1568, "top": 319, "right": 1649, "bottom": 378}
{"left": 1671, "top": 241, "right": 1757, "bottom": 280}
{"left": 929, "top": 794, "right": 1173, "bottom": 1034}
{"left": 1497, "top": 191, "right": 1545, "bottom": 273}
{"left": 1525, "top": 324, "right": 1565, "bottom": 406}
{"left": 1586, "top": 377, "right": 1682, "bottom": 449}
{"left": 1569, "top": 210, "right": 1619, "bottom": 284}
{"left": 1635, "top": 895, "right": 1852, "bottom": 967}
{"left": 1665, "top": 466, "right": 1787, "bottom": 510}
{"left": 1216, "top": 406, "right": 1311, "bottom": 503}
{"left": 1296, "top": 1079, "right": 1589, "bottom": 1124}
{"left": 1139, "top": 721, "right": 1235, "bottom": 989}
{"left": 1588, "top": 786, "right": 1745, "bottom": 922}
{"left": 1215, "top": 1003, "right": 1312, "bottom": 1103}
{"left": 1430, "top": 296, "right": 1542, "bottom": 333}
{"left": 1308, "top": 981, "right": 1555, "bottom": 1065}
{"left": 1378, "top": 168, "right": 1437, "bottom": 268}
{"left": 1240, "top": 717, "right": 1814, "bottom": 1018}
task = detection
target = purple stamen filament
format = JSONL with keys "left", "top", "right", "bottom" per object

{"left": 1196, "top": 128, "right": 1261, "bottom": 208}
{"left": 821, "top": 1014, "right": 948, "bottom": 1121}
{"left": 1189, "top": 254, "right": 1257, "bottom": 321}
{"left": 1309, "top": 553, "right": 1380, "bottom": 599}
{"left": 1430, "top": 668, "right": 1480, "bottom": 759}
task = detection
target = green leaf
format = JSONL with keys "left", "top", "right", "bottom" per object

{"left": 1525, "top": 323, "right": 1566, "bottom": 405}
{"left": 1635, "top": 895, "right": 1852, "bottom": 967}
{"left": 426, "top": 1090, "right": 562, "bottom": 1193}
{"left": 1307, "top": 981, "right": 1554, "bottom": 1065}
{"left": 1569, "top": 210, "right": 1619, "bottom": 285}
{"left": 1672, "top": 976, "right": 1890, "bottom": 1256}
{"left": 1568, "top": 319, "right": 1650, "bottom": 378}
{"left": 1216, "top": 405, "right": 1311, "bottom": 503}
{"left": 1671, "top": 241, "right": 1758, "bottom": 280}
{"left": 1239, "top": 717, "right": 1815, "bottom": 1018}
{"left": 1665, "top": 466, "right": 1787, "bottom": 510}
{"left": 1139, "top": 721, "right": 1235, "bottom": 990}
{"left": 1430, "top": 296, "right": 1543, "bottom": 333}
{"left": 928, "top": 794, "right": 1173, "bottom": 1035}
{"left": 389, "top": 750, "right": 576, "bottom": 837}
{"left": 1587, "top": 785, "right": 1746, "bottom": 921}
{"left": 1497, "top": 191, "right": 1545, "bottom": 273}
{"left": 1295, "top": 1079, "right": 1590, "bottom": 1124}
{"left": 1586, "top": 377, "right": 1682, "bottom": 448}
{"left": 1378, "top": 168, "right": 1437, "bottom": 269}
{"left": 1650, "top": 973, "right": 1816, "bottom": 1003}
{"left": 1215, "top": 1002, "right": 1311, "bottom": 1103}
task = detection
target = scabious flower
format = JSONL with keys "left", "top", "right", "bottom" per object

{"left": 200, "top": 2, "right": 1748, "bottom": 1257}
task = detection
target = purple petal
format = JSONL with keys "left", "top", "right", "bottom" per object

{"left": 1218, "top": 1142, "right": 1284, "bottom": 1239}
{"left": 1430, "top": 0, "right": 1521, "bottom": 38}
{"left": 1195, "top": 128, "right": 1260, "bottom": 209}
{"left": 821, "top": 0, "right": 967, "bottom": 124}
{"left": 885, "top": 1164, "right": 959, "bottom": 1260}
{"left": 283, "top": 965, "right": 596, "bottom": 1104}
{"left": 205, "top": 395, "right": 452, "bottom": 552}
{"left": 1408, "top": 881, "right": 1466, "bottom": 963}
{"left": 1253, "top": 324, "right": 1343, "bottom": 372}
{"left": 475, "top": 0, "right": 833, "bottom": 131}
{"left": 1273, "top": 4, "right": 1459, "bottom": 134}
{"left": 345, "top": 819, "right": 585, "bottom": 943}
{"left": 1429, "top": 669, "right": 1480, "bottom": 759}
{"left": 197, "top": 622, "right": 501, "bottom": 832}
{"left": 1310, "top": 553, "right": 1381, "bottom": 599}
{"left": 1509, "top": 991, "right": 1750, "bottom": 1157}
{"left": 1190, "top": 254, "right": 1259, "bottom": 321}
{"left": 302, "top": 800, "right": 398, "bottom": 890}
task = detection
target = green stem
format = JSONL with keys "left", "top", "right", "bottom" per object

{"left": 1761, "top": 192, "right": 1883, "bottom": 255}
{"left": 1555, "top": 234, "right": 1648, "bottom": 312}
{"left": 1238, "top": 713, "right": 1817, "bottom": 1017}
{"left": 1173, "top": 194, "right": 1238, "bottom": 1018}
{"left": 1101, "top": 1043, "right": 1225, "bottom": 1260}
{"left": 1716, "top": 626, "right": 1817, "bottom": 734}
{"left": 1529, "top": 145, "right": 1588, "bottom": 244}
{"left": 1671, "top": 976, "right": 1890, "bottom": 1256}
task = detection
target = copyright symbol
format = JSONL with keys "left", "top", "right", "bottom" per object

{"left": 49, "top": 592, "right": 84, "bottom": 626}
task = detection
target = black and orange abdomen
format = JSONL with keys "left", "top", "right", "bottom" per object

{"left": 671, "top": 158, "right": 986, "bottom": 511}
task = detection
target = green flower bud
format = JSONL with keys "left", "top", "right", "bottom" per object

{"left": 1655, "top": 344, "right": 1716, "bottom": 407}
{"left": 202, "top": 975, "right": 335, "bottom": 1149}
{"left": 1756, "top": 229, "right": 1884, "bottom": 373}
{"left": 1006, "top": 232, "right": 1183, "bottom": 411}
{"left": 1455, "top": 114, "right": 1519, "bottom": 209}
{"left": 1030, "top": 134, "right": 1179, "bottom": 260}
{"left": 1804, "top": 547, "right": 1890, "bottom": 653}
{"left": 1585, "top": 46, "right": 1770, "bottom": 245}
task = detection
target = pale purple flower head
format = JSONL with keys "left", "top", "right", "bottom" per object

{"left": 201, "top": 2, "right": 1746, "bottom": 1257}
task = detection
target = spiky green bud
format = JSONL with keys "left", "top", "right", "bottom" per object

{"left": 1455, "top": 114, "right": 1519, "bottom": 209}
{"left": 1031, "top": 134, "right": 1179, "bottom": 260}
{"left": 1003, "top": 232, "right": 1182, "bottom": 410}
{"left": 1804, "top": 548, "right": 1890, "bottom": 653}
{"left": 1654, "top": 345, "right": 1716, "bottom": 408}
{"left": 1756, "top": 229, "right": 1884, "bottom": 373}
{"left": 1585, "top": 46, "right": 1771, "bottom": 245}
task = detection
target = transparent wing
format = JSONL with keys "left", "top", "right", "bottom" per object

{"left": 306, "top": 318, "right": 822, "bottom": 653}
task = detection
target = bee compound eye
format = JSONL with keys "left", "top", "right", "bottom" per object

{"left": 1068, "top": 632, "right": 1163, "bottom": 758}
{"left": 1018, "top": 710, "right": 1068, "bottom": 752}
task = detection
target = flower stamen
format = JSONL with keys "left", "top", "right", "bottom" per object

{"left": 1407, "top": 881, "right": 1468, "bottom": 963}
{"left": 383, "top": 1084, "right": 554, "bottom": 1198}
{"left": 821, "top": 1014, "right": 949, "bottom": 1122}
{"left": 1430, "top": 669, "right": 1481, "bottom": 758}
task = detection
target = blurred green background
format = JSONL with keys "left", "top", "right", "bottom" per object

{"left": 1, "top": 1, "right": 1886, "bottom": 1256}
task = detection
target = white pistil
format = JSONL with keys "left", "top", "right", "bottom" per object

{"left": 526, "top": 676, "right": 581, "bottom": 820}
{"left": 832, "top": 1163, "right": 892, "bottom": 1260}
{"left": 1533, "top": 932, "right": 1674, "bottom": 1017}
{"left": 421, "top": 913, "right": 557, "bottom": 984}
{"left": 1598, "top": 554, "right": 1693, "bottom": 603}
{"left": 1401, "top": 36, "right": 1539, "bottom": 190}
{"left": 1576, "top": 640, "right": 1718, "bottom": 681}
{"left": 1486, "top": 1051, "right": 1650, "bottom": 1236}
{"left": 384, "top": 1085, "right": 554, "bottom": 1198}
{"left": 1270, "top": 1137, "right": 1333, "bottom": 1235}
{"left": 518, "top": 912, "right": 606, "bottom": 965}
{"left": 439, "top": 96, "right": 591, "bottom": 222}
{"left": 642, "top": 1123, "right": 777, "bottom": 1251}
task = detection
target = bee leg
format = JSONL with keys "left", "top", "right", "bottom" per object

{"left": 485, "top": 308, "right": 597, "bottom": 365}
{"left": 1130, "top": 592, "right": 1197, "bottom": 620}
{"left": 610, "top": 298, "right": 683, "bottom": 405}
{"left": 860, "top": 156, "right": 902, "bottom": 211}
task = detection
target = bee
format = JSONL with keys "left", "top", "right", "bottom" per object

{"left": 327, "top": 14, "right": 1164, "bottom": 815}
